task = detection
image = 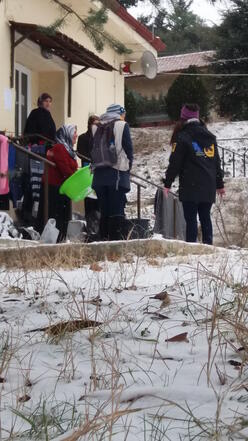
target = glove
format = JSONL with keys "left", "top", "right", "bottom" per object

{"left": 163, "top": 187, "right": 170, "bottom": 198}
{"left": 217, "top": 188, "right": 225, "bottom": 197}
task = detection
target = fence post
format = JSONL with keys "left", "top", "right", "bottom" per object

{"left": 233, "top": 152, "right": 235, "bottom": 177}
{"left": 137, "top": 184, "right": 141, "bottom": 219}
{"left": 244, "top": 153, "right": 246, "bottom": 177}
{"left": 222, "top": 148, "right": 225, "bottom": 175}
{"left": 44, "top": 163, "right": 49, "bottom": 225}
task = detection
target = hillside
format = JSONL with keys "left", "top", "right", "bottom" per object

{"left": 128, "top": 122, "right": 248, "bottom": 247}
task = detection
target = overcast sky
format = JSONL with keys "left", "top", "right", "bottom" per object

{"left": 129, "top": 0, "right": 231, "bottom": 26}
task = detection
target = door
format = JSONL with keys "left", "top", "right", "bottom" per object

{"left": 15, "top": 64, "right": 31, "bottom": 136}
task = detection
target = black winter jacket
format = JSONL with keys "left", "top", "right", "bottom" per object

{"left": 164, "top": 121, "right": 224, "bottom": 203}
{"left": 24, "top": 107, "right": 56, "bottom": 143}
{"left": 77, "top": 131, "right": 92, "bottom": 166}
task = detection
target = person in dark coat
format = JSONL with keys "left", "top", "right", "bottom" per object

{"left": 163, "top": 104, "right": 225, "bottom": 245}
{"left": 37, "top": 124, "right": 78, "bottom": 242}
{"left": 77, "top": 115, "right": 100, "bottom": 239}
{"left": 24, "top": 93, "right": 56, "bottom": 143}
{"left": 92, "top": 104, "right": 133, "bottom": 241}
{"left": 77, "top": 115, "right": 99, "bottom": 166}
{"left": 19, "top": 94, "right": 56, "bottom": 225}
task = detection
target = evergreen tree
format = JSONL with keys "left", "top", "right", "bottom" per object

{"left": 119, "top": 0, "right": 139, "bottom": 7}
{"left": 166, "top": 66, "right": 210, "bottom": 120}
{"left": 138, "top": 0, "right": 218, "bottom": 55}
{"left": 125, "top": 88, "right": 138, "bottom": 126}
{"left": 213, "top": 0, "right": 248, "bottom": 120}
{"left": 41, "top": 0, "right": 132, "bottom": 54}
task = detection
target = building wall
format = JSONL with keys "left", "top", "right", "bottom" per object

{"left": 0, "top": 0, "right": 147, "bottom": 134}
{"left": 126, "top": 74, "right": 179, "bottom": 99}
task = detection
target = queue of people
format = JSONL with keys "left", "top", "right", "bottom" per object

{"left": 19, "top": 94, "right": 224, "bottom": 245}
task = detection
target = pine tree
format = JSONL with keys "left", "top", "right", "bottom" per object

{"left": 139, "top": 0, "right": 218, "bottom": 55}
{"left": 40, "top": 0, "right": 132, "bottom": 54}
{"left": 166, "top": 66, "right": 210, "bottom": 120}
{"left": 213, "top": 0, "right": 248, "bottom": 120}
{"left": 119, "top": 0, "right": 139, "bottom": 7}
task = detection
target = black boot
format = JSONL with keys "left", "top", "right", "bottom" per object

{"left": 108, "top": 216, "right": 126, "bottom": 241}
{"left": 99, "top": 217, "right": 109, "bottom": 241}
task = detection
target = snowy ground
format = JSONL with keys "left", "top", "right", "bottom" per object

{"left": 128, "top": 121, "right": 248, "bottom": 217}
{"left": 1, "top": 243, "right": 248, "bottom": 440}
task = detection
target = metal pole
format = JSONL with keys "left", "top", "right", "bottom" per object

{"left": 68, "top": 63, "right": 72, "bottom": 118}
{"left": 233, "top": 152, "right": 235, "bottom": 177}
{"left": 44, "top": 163, "right": 49, "bottom": 225}
{"left": 222, "top": 148, "right": 225, "bottom": 175}
{"left": 137, "top": 184, "right": 141, "bottom": 219}
{"left": 244, "top": 153, "right": 246, "bottom": 177}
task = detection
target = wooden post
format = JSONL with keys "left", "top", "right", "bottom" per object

{"left": 10, "top": 27, "right": 15, "bottom": 88}
{"left": 44, "top": 163, "right": 49, "bottom": 225}
{"left": 137, "top": 184, "right": 141, "bottom": 219}
{"left": 68, "top": 63, "right": 72, "bottom": 118}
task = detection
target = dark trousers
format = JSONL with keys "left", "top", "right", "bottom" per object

{"left": 182, "top": 202, "right": 213, "bottom": 245}
{"left": 94, "top": 186, "right": 127, "bottom": 240}
{"left": 37, "top": 185, "right": 72, "bottom": 242}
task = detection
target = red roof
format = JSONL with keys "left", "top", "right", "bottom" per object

{"left": 157, "top": 51, "right": 215, "bottom": 73}
{"left": 114, "top": 4, "right": 166, "bottom": 53}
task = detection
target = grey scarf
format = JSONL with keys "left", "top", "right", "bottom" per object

{"left": 56, "top": 124, "right": 77, "bottom": 159}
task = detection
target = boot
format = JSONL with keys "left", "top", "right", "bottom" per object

{"left": 108, "top": 216, "right": 126, "bottom": 241}
{"left": 99, "top": 217, "right": 109, "bottom": 241}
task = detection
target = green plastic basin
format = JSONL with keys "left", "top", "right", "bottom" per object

{"left": 59, "top": 166, "right": 93, "bottom": 202}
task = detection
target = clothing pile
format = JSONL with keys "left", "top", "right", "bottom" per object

{"left": 0, "top": 134, "right": 48, "bottom": 225}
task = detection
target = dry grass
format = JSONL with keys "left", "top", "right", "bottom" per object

{"left": 1, "top": 244, "right": 248, "bottom": 440}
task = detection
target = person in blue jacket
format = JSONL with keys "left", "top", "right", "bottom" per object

{"left": 92, "top": 104, "right": 133, "bottom": 241}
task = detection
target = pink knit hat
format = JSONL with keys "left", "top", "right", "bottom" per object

{"left": 180, "top": 105, "right": 200, "bottom": 121}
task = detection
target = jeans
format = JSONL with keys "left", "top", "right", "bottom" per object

{"left": 94, "top": 186, "right": 127, "bottom": 218}
{"left": 182, "top": 202, "right": 213, "bottom": 245}
{"left": 94, "top": 186, "right": 127, "bottom": 240}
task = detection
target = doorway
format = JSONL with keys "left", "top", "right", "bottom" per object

{"left": 15, "top": 64, "right": 31, "bottom": 136}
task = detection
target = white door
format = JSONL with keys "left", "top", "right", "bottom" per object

{"left": 15, "top": 64, "right": 31, "bottom": 136}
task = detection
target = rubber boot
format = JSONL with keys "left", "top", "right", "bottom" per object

{"left": 108, "top": 216, "right": 126, "bottom": 241}
{"left": 99, "top": 217, "right": 109, "bottom": 241}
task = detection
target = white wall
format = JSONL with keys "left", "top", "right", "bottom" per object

{"left": 0, "top": 0, "right": 155, "bottom": 133}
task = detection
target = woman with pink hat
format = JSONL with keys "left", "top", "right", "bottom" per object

{"left": 163, "top": 103, "right": 225, "bottom": 245}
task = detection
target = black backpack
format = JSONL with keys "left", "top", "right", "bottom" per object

{"left": 91, "top": 121, "right": 118, "bottom": 168}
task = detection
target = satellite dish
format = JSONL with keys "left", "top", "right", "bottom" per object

{"left": 122, "top": 51, "right": 157, "bottom": 79}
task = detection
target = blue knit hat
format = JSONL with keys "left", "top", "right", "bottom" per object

{"left": 106, "top": 104, "right": 126, "bottom": 115}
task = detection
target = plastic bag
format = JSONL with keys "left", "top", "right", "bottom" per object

{"left": 40, "top": 218, "right": 59, "bottom": 244}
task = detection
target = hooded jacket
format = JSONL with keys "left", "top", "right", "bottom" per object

{"left": 164, "top": 120, "right": 224, "bottom": 203}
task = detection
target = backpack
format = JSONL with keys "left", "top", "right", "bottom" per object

{"left": 91, "top": 121, "right": 118, "bottom": 168}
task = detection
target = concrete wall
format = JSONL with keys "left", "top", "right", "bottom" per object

{"left": 0, "top": 0, "right": 155, "bottom": 134}
{"left": 126, "top": 74, "right": 178, "bottom": 99}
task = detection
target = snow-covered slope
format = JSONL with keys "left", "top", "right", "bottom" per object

{"left": 1, "top": 245, "right": 248, "bottom": 440}
{"left": 128, "top": 122, "right": 248, "bottom": 247}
